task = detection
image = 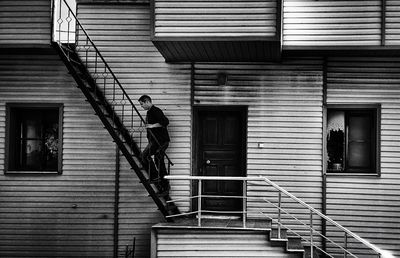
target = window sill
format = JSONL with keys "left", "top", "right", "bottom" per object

{"left": 326, "top": 171, "right": 380, "bottom": 177}
{"left": 5, "top": 170, "right": 61, "bottom": 175}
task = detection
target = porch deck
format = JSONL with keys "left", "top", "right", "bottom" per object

{"left": 153, "top": 217, "right": 272, "bottom": 231}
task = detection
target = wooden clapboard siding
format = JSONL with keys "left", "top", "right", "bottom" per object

{"left": 153, "top": 0, "right": 277, "bottom": 37}
{"left": 153, "top": 228, "right": 299, "bottom": 258}
{"left": 326, "top": 57, "right": 400, "bottom": 257}
{"left": 118, "top": 157, "right": 165, "bottom": 258}
{"left": 193, "top": 60, "right": 324, "bottom": 237}
{"left": 0, "top": 48, "right": 115, "bottom": 257}
{"left": 0, "top": 0, "right": 51, "bottom": 45}
{"left": 76, "top": 3, "right": 192, "bottom": 254}
{"left": 386, "top": 0, "right": 400, "bottom": 45}
{"left": 151, "top": 0, "right": 281, "bottom": 61}
{"left": 283, "top": 0, "right": 382, "bottom": 47}
{"left": 0, "top": 47, "right": 164, "bottom": 257}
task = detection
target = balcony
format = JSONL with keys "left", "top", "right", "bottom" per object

{"left": 150, "top": 0, "right": 282, "bottom": 62}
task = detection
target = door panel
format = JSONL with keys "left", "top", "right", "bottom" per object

{"left": 196, "top": 107, "right": 246, "bottom": 212}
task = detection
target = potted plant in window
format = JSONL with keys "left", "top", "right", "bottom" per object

{"left": 327, "top": 129, "right": 344, "bottom": 171}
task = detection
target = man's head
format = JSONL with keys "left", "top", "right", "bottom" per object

{"left": 138, "top": 95, "right": 152, "bottom": 110}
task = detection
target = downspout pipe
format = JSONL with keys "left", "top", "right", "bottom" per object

{"left": 322, "top": 57, "right": 328, "bottom": 254}
{"left": 114, "top": 146, "right": 121, "bottom": 258}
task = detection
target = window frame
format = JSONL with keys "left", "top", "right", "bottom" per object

{"left": 5, "top": 103, "right": 63, "bottom": 175}
{"left": 325, "top": 104, "right": 381, "bottom": 176}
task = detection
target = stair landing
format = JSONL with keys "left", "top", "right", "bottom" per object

{"left": 156, "top": 217, "right": 272, "bottom": 231}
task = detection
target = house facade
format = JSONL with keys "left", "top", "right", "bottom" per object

{"left": 0, "top": 0, "right": 399, "bottom": 257}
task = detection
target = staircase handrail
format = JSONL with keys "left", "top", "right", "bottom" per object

{"left": 165, "top": 175, "right": 388, "bottom": 257}
{"left": 53, "top": 0, "right": 173, "bottom": 166}
{"left": 257, "top": 175, "right": 383, "bottom": 256}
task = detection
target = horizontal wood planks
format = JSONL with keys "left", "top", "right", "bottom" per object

{"left": 153, "top": 0, "right": 277, "bottom": 38}
{"left": 326, "top": 57, "right": 400, "bottom": 258}
{"left": 0, "top": 0, "right": 52, "bottom": 45}
{"left": 76, "top": 3, "right": 192, "bottom": 256}
{"left": 0, "top": 48, "right": 117, "bottom": 257}
{"left": 386, "top": 0, "right": 400, "bottom": 45}
{"left": 0, "top": 47, "right": 165, "bottom": 257}
{"left": 153, "top": 228, "right": 299, "bottom": 258}
{"left": 283, "top": 0, "right": 382, "bottom": 46}
{"left": 193, "top": 60, "right": 324, "bottom": 238}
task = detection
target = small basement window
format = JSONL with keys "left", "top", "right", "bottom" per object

{"left": 6, "top": 104, "right": 63, "bottom": 174}
{"left": 326, "top": 105, "right": 380, "bottom": 174}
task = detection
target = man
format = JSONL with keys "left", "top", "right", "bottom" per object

{"left": 138, "top": 95, "right": 170, "bottom": 193}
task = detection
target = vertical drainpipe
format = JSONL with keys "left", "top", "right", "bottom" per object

{"left": 190, "top": 62, "right": 195, "bottom": 207}
{"left": 381, "top": 0, "right": 386, "bottom": 46}
{"left": 322, "top": 57, "right": 328, "bottom": 254}
{"left": 113, "top": 146, "right": 120, "bottom": 258}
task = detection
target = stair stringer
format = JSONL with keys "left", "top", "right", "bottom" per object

{"left": 151, "top": 226, "right": 304, "bottom": 258}
{"left": 53, "top": 42, "right": 179, "bottom": 220}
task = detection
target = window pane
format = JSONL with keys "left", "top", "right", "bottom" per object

{"left": 348, "top": 115, "right": 371, "bottom": 140}
{"left": 347, "top": 113, "right": 374, "bottom": 172}
{"left": 327, "top": 111, "right": 345, "bottom": 171}
{"left": 43, "top": 120, "right": 59, "bottom": 171}
{"left": 25, "top": 117, "right": 42, "bottom": 139}
{"left": 348, "top": 142, "right": 371, "bottom": 168}
{"left": 8, "top": 106, "right": 60, "bottom": 172}
{"left": 24, "top": 139, "right": 43, "bottom": 169}
{"left": 326, "top": 108, "right": 377, "bottom": 174}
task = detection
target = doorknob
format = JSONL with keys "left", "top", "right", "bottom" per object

{"left": 206, "top": 160, "right": 211, "bottom": 165}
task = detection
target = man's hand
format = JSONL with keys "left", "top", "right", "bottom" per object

{"left": 146, "top": 123, "right": 163, "bottom": 129}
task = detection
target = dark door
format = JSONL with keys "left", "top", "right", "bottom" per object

{"left": 195, "top": 107, "right": 246, "bottom": 212}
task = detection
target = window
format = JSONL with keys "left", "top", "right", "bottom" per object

{"left": 6, "top": 104, "right": 63, "bottom": 174}
{"left": 326, "top": 105, "right": 380, "bottom": 174}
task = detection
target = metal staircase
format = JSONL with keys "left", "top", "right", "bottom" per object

{"left": 52, "top": 0, "right": 179, "bottom": 220}
{"left": 165, "top": 175, "right": 389, "bottom": 258}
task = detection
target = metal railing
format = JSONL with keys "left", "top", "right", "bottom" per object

{"left": 165, "top": 175, "right": 391, "bottom": 258}
{"left": 51, "top": 0, "right": 173, "bottom": 177}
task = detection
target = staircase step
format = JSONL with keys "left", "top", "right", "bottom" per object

{"left": 270, "top": 227, "right": 287, "bottom": 240}
{"left": 287, "top": 237, "right": 304, "bottom": 253}
{"left": 270, "top": 228, "right": 288, "bottom": 247}
{"left": 245, "top": 218, "right": 272, "bottom": 229}
{"left": 303, "top": 245, "right": 321, "bottom": 258}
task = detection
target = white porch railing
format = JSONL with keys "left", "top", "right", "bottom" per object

{"left": 165, "top": 175, "right": 393, "bottom": 258}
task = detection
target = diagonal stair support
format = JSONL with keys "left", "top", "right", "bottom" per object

{"left": 53, "top": 42, "right": 179, "bottom": 220}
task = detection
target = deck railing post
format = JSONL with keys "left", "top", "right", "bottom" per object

{"left": 198, "top": 179, "right": 202, "bottom": 227}
{"left": 310, "top": 212, "right": 314, "bottom": 258}
{"left": 344, "top": 232, "right": 348, "bottom": 258}
{"left": 242, "top": 179, "right": 247, "bottom": 228}
{"left": 278, "top": 191, "right": 282, "bottom": 238}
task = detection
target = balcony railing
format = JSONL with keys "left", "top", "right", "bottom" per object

{"left": 51, "top": 0, "right": 173, "bottom": 178}
{"left": 165, "top": 175, "right": 392, "bottom": 258}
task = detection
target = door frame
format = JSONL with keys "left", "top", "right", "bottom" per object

{"left": 191, "top": 105, "right": 248, "bottom": 212}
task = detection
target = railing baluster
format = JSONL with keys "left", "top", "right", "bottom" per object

{"left": 58, "top": 0, "right": 62, "bottom": 43}
{"left": 310, "top": 211, "right": 314, "bottom": 258}
{"left": 103, "top": 66, "right": 107, "bottom": 94}
{"left": 121, "top": 95, "right": 125, "bottom": 124}
{"left": 131, "top": 106, "right": 134, "bottom": 155}
{"left": 85, "top": 37, "right": 89, "bottom": 66}
{"left": 242, "top": 179, "right": 246, "bottom": 228}
{"left": 198, "top": 179, "right": 202, "bottom": 227}
{"left": 278, "top": 191, "right": 282, "bottom": 238}
{"left": 67, "top": 9, "right": 71, "bottom": 44}
{"left": 139, "top": 119, "right": 143, "bottom": 150}
{"left": 94, "top": 52, "right": 98, "bottom": 80}
{"left": 344, "top": 232, "right": 348, "bottom": 258}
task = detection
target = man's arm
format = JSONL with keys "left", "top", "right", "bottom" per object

{"left": 148, "top": 108, "right": 169, "bottom": 127}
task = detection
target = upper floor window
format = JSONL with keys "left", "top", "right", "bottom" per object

{"left": 326, "top": 105, "right": 380, "bottom": 174}
{"left": 6, "top": 104, "right": 63, "bottom": 174}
